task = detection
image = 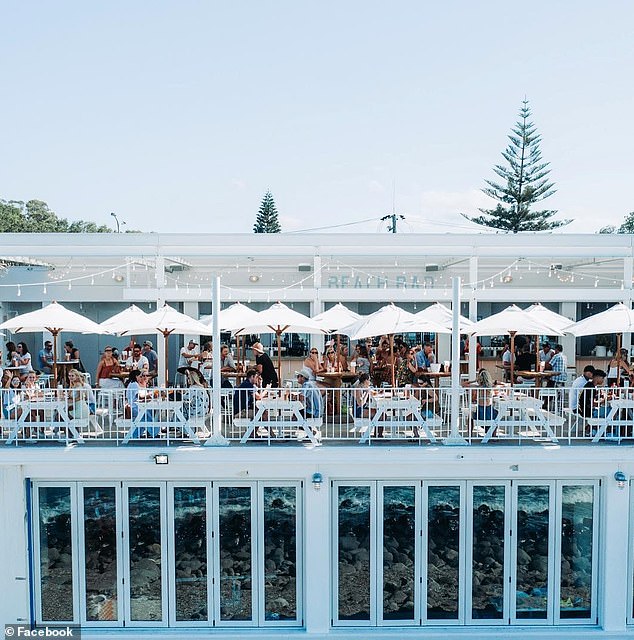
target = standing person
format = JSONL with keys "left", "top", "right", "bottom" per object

{"left": 142, "top": 341, "right": 159, "bottom": 378}
{"left": 38, "top": 340, "right": 54, "bottom": 375}
{"left": 396, "top": 346, "right": 418, "bottom": 387}
{"left": 251, "top": 342, "right": 278, "bottom": 388}
{"left": 539, "top": 342, "right": 555, "bottom": 367}
{"left": 64, "top": 340, "right": 85, "bottom": 372}
{"left": 501, "top": 342, "right": 514, "bottom": 383}
{"left": 66, "top": 369, "right": 95, "bottom": 419}
{"left": 96, "top": 346, "right": 122, "bottom": 388}
{"left": 200, "top": 341, "right": 213, "bottom": 384}
{"left": 179, "top": 339, "right": 200, "bottom": 369}
{"left": 351, "top": 344, "right": 371, "bottom": 375}
{"left": 607, "top": 348, "right": 631, "bottom": 386}
{"left": 545, "top": 344, "right": 568, "bottom": 388}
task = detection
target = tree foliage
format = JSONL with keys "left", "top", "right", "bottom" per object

{"left": 253, "top": 191, "right": 281, "bottom": 233}
{"left": 0, "top": 199, "right": 113, "bottom": 233}
{"left": 598, "top": 212, "right": 634, "bottom": 234}
{"left": 462, "top": 100, "right": 571, "bottom": 233}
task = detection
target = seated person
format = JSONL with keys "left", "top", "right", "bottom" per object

{"left": 66, "top": 369, "right": 95, "bottom": 419}
{"left": 514, "top": 345, "right": 535, "bottom": 378}
{"left": 464, "top": 369, "right": 499, "bottom": 422}
{"left": 570, "top": 365, "right": 595, "bottom": 413}
{"left": 233, "top": 368, "right": 257, "bottom": 418}
{"left": 578, "top": 369, "right": 608, "bottom": 420}
{"left": 352, "top": 373, "right": 372, "bottom": 418}
{"left": 125, "top": 343, "right": 149, "bottom": 373}
{"left": 303, "top": 348, "right": 323, "bottom": 380}
{"left": 296, "top": 367, "right": 323, "bottom": 424}
{"left": 2, "top": 375, "right": 23, "bottom": 420}
{"left": 125, "top": 370, "right": 159, "bottom": 437}
{"left": 38, "top": 341, "right": 54, "bottom": 375}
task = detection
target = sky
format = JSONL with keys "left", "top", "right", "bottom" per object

{"left": 1, "top": 1, "right": 633, "bottom": 235}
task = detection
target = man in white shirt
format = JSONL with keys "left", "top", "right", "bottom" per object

{"left": 179, "top": 339, "right": 200, "bottom": 369}
{"left": 570, "top": 365, "right": 595, "bottom": 413}
{"left": 539, "top": 342, "right": 555, "bottom": 365}
{"left": 125, "top": 344, "right": 149, "bottom": 373}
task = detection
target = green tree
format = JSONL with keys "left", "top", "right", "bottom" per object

{"left": 598, "top": 212, "right": 634, "bottom": 234}
{"left": 462, "top": 99, "right": 570, "bottom": 233}
{"left": 0, "top": 198, "right": 112, "bottom": 232}
{"left": 253, "top": 190, "right": 281, "bottom": 233}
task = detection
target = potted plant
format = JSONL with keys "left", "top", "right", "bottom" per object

{"left": 593, "top": 334, "right": 613, "bottom": 358}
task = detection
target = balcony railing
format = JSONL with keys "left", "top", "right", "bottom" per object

{"left": 0, "top": 383, "right": 630, "bottom": 446}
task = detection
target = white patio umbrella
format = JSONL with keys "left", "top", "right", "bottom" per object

{"left": 526, "top": 302, "right": 575, "bottom": 370}
{"left": 468, "top": 304, "right": 563, "bottom": 382}
{"left": 234, "top": 302, "right": 326, "bottom": 381}
{"left": 115, "top": 303, "right": 210, "bottom": 384}
{"left": 339, "top": 304, "right": 450, "bottom": 386}
{"left": 201, "top": 302, "right": 260, "bottom": 366}
{"left": 565, "top": 303, "right": 634, "bottom": 384}
{"left": 0, "top": 301, "right": 106, "bottom": 381}
{"left": 415, "top": 302, "right": 474, "bottom": 332}
{"left": 99, "top": 304, "right": 149, "bottom": 334}
{"left": 312, "top": 304, "right": 362, "bottom": 370}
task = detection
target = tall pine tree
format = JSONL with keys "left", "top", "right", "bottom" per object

{"left": 462, "top": 100, "right": 570, "bottom": 233}
{"left": 253, "top": 191, "right": 281, "bottom": 233}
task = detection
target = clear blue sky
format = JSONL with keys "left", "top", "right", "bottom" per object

{"left": 1, "top": 1, "right": 633, "bottom": 234}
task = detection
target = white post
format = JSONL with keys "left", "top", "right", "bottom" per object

{"left": 468, "top": 256, "right": 478, "bottom": 382}
{"left": 155, "top": 256, "right": 166, "bottom": 386}
{"left": 205, "top": 275, "right": 228, "bottom": 446}
{"left": 444, "top": 276, "right": 467, "bottom": 445}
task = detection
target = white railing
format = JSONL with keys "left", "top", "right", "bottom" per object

{"left": 0, "top": 384, "right": 631, "bottom": 446}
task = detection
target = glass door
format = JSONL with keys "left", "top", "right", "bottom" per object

{"left": 466, "top": 482, "right": 511, "bottom": 624}
{"left": 424, "top": 483, "right": 465, "bottom": 625}
{"left": 167, "top": 483, "right": 211, "bottom": 626}
{"left": 378, "top": 482, "right": 420, "bottom": 626}
{"left": 122, "top": 483, "right": 168, "bottom": 627}
{"left": 510, "top": 481, "right": 555, "bottom": 624}
{"left": 78, "top": 483, "right": 123, "bottom": 626}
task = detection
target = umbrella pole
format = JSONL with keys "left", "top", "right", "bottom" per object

{"left": 390, "top": 334, "right": 395, "bottom": 387}
{"left": 336, "top": 333, "right": 341, "bottom": 372}
{"left": 277, "top": 330, "right": 282, "bottom": 385}
{"left": 52, "top": 330, "right": 59, "bottom": 384}
{"left": 510, "top": 331, "right": 516, "bottom": 385}
{"left": 617, "top": 333, "right": 622, "bottom": 386}
{"left": 163, "top": 330, "right": 170, "bottom": 386}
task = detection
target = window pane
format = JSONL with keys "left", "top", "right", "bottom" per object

{"left": 263, "top": 486, "right": 297, "bottom": 621}
{"left": 428, "top": 485, "right": 461, "bottom": 620}
{"left": 338, "top": 485, "right": 371, "bottom": 621}
{"left": 218, "top": 486, "right": 252, "bottom": 621}
{"left": 174, "top": 487, "right": 207, "bottom": 621}
{"left": 128, "top": 487, "right": 162, "bottom": 621}
{"left": 560, "top": 485, "right": 594, "bottom": 619}
{"left": 84, "top": 487, "right": 118, "bottom": 621}
{"left": 471, "top": 485, "right": 505, "bottom": 619}
{"left": 39, "top": 486, "right": 74, "bottom": 621}
{"left": 383, "top": 485, "right": 416, "bottom": 620}
{"left": 516, "top": 485, "right": 549, "bottom": 619}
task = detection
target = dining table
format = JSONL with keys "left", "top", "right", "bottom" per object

{"left": 515, "top": 370, "right": 556, "bottom": 387}
{"left": 54, "top": 360, "right": 81, "bottom": 386}
{"left": 317, "top": 370, "right": 357, "bottom": 416}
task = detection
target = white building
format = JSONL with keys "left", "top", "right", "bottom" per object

{"left": 0, "top": 232, "right": 633, "bottom": 638}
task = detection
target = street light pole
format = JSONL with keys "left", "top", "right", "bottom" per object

{"left": 110, "top": 212, "right": 125, "bottom": 233}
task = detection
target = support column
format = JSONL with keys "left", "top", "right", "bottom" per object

{"left": 205, "top": 275, "right": 228, "bottom": 446}
{"left": 468, "top": 256, "right": 478, "bottom": 381}
{"left": 601, "top": 472, "right": 630, "bottom": 632}
{"left": 623, "top": 257, "right": 633, "bottom": 354}
{"left": 155, "top": 256, "right": 166, "bottom": 386}
{"left": 303, "top": 470, "right": 331, "bottom": 633}
{"left": 313, "top": 254, "right": 324, "bottom": 351}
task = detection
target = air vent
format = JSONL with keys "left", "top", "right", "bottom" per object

{"left": 425, "top": 264, "right": 439, "bottom": 272}
{"left": 298, "top": 264, "right": 312, "bottom": 272}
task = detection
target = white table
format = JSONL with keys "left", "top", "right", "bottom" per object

{"left": 361, "top": 394, "right": 438, "bottom": 444}
{"left": 590, "top": 398, "right": 634, "bottom": 442}
{"left": 480, "top": 395, "right": 559, "bottom": 443}
{"left": 122, "top": 398, "right": 200, "bottom": 444}
{"left": 240, "top": 397, "right": 319, "bottom": 444}
{"left": 6, "top": 398, "right": 85, "bottom": 445}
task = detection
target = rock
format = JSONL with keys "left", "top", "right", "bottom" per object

{"left": 339, "top": 536, "right": 360, "bottom": 551}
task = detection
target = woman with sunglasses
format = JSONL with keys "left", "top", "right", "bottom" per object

{"left": 396, "top": 345, "right": 418, "bottom": 387}
{"left": 2, "top": 376, "right": 23, "bottom": 420}
{"left": 96, "top": 346, "right": 123, "bottom": 388}
{"left": 66, "top": 369, "right": 95, "bottom": 419}
{"left": 303, "top": 347, "right": 323, "bottom": 380}
{"left": 351, "top": 344, "right": 371, "bottom": 375}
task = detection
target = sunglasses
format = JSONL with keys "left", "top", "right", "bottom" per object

{"left": 310, "top": 350, "right": 318, "bottom": 354}
{"left": 105, "top": 349, "right": 113, "bottom": 352}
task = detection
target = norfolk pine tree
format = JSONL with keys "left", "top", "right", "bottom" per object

{"left": 253, "top": 191, "right": 281, "bottom": 233}
{"left": 462, "top": 100, "right": 571, "bottom": 233}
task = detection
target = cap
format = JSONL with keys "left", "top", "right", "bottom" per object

{"left": 143, "top": 340, "right": 153, "bottom": 348}
{"left": 251, "top": 342, "right": 264, "bottom": 353}
{"left": 296, "top": 366, "right": 313, "bottom": 380}
{"left": 188, "top": 339, "right": 198, "bottom": 345}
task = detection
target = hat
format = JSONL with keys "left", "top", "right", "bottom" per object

{"left": 143, "top": 340, "right": 153, "bottom": 348}
{"left": 188, "top": 339, "right": 198, "bottom": 345}
{"left": 251, "top": 342, "right": 265, "bottom": 354}
{"left": 296, "top": 366, "right": 313, "bottom": 380}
